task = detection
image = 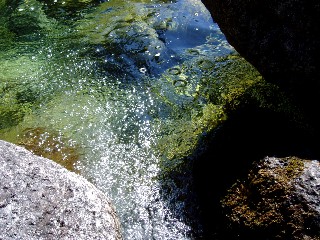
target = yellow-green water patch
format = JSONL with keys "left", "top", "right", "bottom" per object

{"left": 17, "top": 127, "right": 81, "bottom": 173}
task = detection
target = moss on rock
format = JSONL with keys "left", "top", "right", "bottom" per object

{"left": 154, "top": 53, "right": 301, "bottom": 176}
{"left": 221, "top": 156, "right": 319, "bottom": 240}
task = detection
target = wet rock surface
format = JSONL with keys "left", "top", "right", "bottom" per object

{"left": 221, "top": 156, "right": 320, "bottom": 240}
{"left": 0, "top": 140, "right": 122, "bottom": 240}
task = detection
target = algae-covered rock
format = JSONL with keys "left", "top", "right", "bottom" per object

{"left": 0, "top": 55, "right": 49, "bottom": 130}
{"left": 0, "top": 96, "right": 31, "bottom": 129}
{"left": 39, "top": 0, "right": 101, "bottom": 19}
{"left": 0, "top": 1, "right": 15, "bottom": 48}
{"left": 155, "top": 52, "right": 314, "bottom": 238}
{"left": 0, "top": 82, "right": 33, "bottom": 129}
{"left": 0, "top": 25, "right": 14, "bottom": 48}
{"left": 73, "top": 0, "right": 215, "bottom": 78}
{"left": 222, "top": 156, "right": 320, "bottom": 240}
{"left": 154, "top": 53, "right": 302, "bottom": 174}
{"left": 7, "top": 0, "right": 54, "bottom": 36}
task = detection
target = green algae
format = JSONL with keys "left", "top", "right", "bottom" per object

{"left": 0, "top": 87, "right": 32, "bottom": 129}
{"left": 8, "top": 0, "right": 49, "bottom": 35}
{"left": 0, "top": 54, "right": 52, "bottom": 130}
{"left": 0, "top": 55, "right": 45, "bottom": 130}
{"left": 0, "top": 1, "right": 14, "bottom": 48}
{"left": 0, "top": 26, "right": 14, "bottom": 48}
{"left": 156, "top": 103, "right": 226, "bottom": 162}
{"left": 153, "top": 53, "right": 301, "bottom": 176}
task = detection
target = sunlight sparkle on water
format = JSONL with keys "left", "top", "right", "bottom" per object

{"left": 0, "top": 0, "right": 233, "bottom": 238}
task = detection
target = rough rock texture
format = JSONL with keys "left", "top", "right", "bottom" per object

{"left": 0, "top": 140, "right": 122, "bottom": 240}
{"left": 295, "top": 160, "right": 320, "bottom": 217}
{"left": 201, "top": 0, "right": 320, "bottom": 130}
{"left": 222, "top": 156, "right": 320, "bottom": 240}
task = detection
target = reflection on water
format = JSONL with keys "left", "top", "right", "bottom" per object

{"left": 0, "top": 0, "right": 233, "bottom": 239}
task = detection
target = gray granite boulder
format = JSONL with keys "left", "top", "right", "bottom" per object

{"left": 222, "top": 156, "right": 320, "bottom": 240}
{"left": 0, "top": 140, "right": 122, "bottom": 240}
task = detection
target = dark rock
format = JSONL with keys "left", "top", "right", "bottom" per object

{"left": 0, "top": 140, "right": 122, "bottom": 240}
{"left": 194, "top": 3, "right": 320, "bottom": 235}
{"left": 192, "top": 96, "right": 316, "bottom": 238}
{"left": 221, "top": 156, "right": 320, "bottom": 240}
{"left": 201, "top": 0, "right": 320, "bottom": 129}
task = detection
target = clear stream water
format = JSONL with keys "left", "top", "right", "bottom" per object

{"left": 0, "top": 0, "right": 233, "bottom": 239}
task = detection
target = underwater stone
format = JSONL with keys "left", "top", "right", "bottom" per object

{"left": 17, "top": 127, "right": 81, "bottom": 173}
{"left": 0, "top": 140, "right": 122, "bottom": 240}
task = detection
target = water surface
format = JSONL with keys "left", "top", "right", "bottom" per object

{"left": 0, "top": 0, "right": 233, "bottom": 238}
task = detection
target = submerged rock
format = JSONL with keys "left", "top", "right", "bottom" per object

{"left": 75, "top": 0, "right": 180, "bottom": 78}
{"left": 153, "top": 51, "right": 315, "bottom": 238}
{"left": 194, "top": 2, "right": 320, "bottom": 237}
{"left": 222, "top": 156, "right": 320, "bottom": 240}
{"left": 0, "top": 140, "right": 122, "bottom": 240}
{"left": 155, "top": 53, "right": 303, "bottom": 174}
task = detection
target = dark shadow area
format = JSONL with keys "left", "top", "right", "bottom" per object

{"left": 157, "top": 163, "right": 205, "bottom": 239}
{"left": 192, "top": 102, "right": 320, "bottom": 239}
{"left": 158, "top": 94, "right": 320, "bottom": 239}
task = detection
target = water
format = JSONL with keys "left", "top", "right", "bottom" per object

{"left": 0, "top": 0, "right": 233, "bottom": 238}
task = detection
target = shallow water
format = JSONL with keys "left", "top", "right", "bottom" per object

{"left": 0, "top": 0, "right": 233, "bottom": 238}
